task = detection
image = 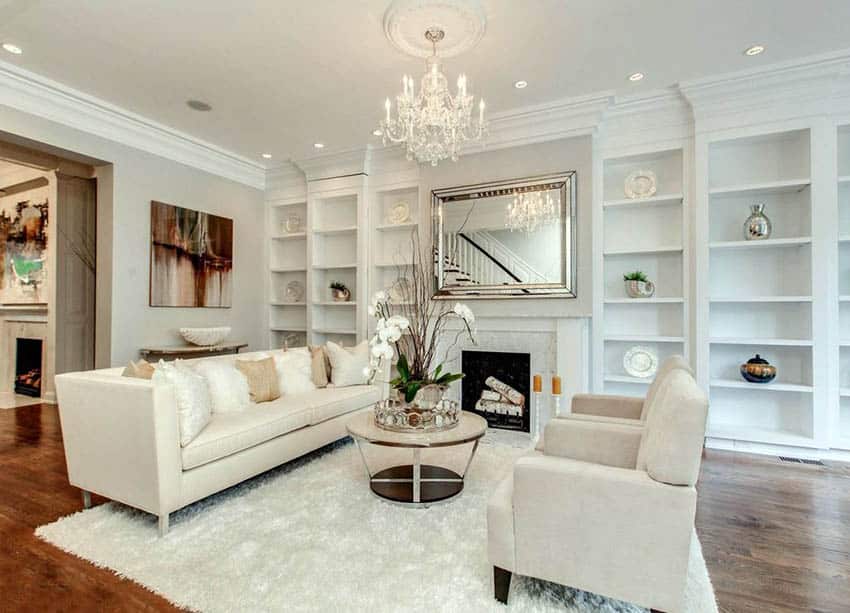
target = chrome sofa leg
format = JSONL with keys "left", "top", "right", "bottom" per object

{"left": 158, "top": 513, "right": 169, "bottom": 537}
{"left": 81, "top": 490, "right": 91, "bottom": 509}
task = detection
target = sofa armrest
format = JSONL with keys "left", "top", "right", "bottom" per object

{"left": 570, "top": 393, "right": 644, "bottom": 420}
{"left": 55, "top": 372, "right": 182, "bottom": 515}
{"left": 542, "top": 418, "right": 643, "bottom": 469}
{"left": 512, "top": 455, "right": 696, "bottom": 610}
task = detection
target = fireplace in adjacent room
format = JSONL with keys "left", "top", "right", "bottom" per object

{"left": 15, "top": 337, "right": 43, "bottom": 397}
{"left": 461, "top": 350, "right": 530, "bottom": 432}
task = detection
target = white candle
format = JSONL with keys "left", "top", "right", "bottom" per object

{"left": 385, "top": 98, "right": 391, "bottom": 122}
{"left": 479, "top": 99, "right": 485, "bottom": 123}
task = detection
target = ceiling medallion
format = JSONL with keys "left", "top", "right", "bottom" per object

{"left": 383, "top": 0, "right": 486, "bottom": 59}
{"left": 380, "top": 27, "right": 486, "bottom": 166}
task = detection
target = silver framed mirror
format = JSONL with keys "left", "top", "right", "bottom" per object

{"left": 432, "top": 172, "right": 576, "bottom": 299}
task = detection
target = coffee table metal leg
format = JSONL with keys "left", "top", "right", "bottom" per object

{"left": 353, "top": 437, "right": 373, "bottom": 479}
{"left": 460, "top": 439, "right": 481, "bottom": 478}
{"left": 412, "top": 448, "right": 421, "bottom": 503}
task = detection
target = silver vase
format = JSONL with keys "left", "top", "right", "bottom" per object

{"left": 743, "top": 203, "right": 772, "bottom": 241}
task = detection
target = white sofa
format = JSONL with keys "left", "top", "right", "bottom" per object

{"left": 488, "top": 367, "right": 708, "bottom": 613}
{"left": 55, "top": 349, "right": 389, "bottom": 536}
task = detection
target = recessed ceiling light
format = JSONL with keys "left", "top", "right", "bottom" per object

{"left": 514, "top": 80, "right": 528, "bottom": 89}
{"left": 186, "top": 99, "right": 212, "bottom": 112}
{"left": 262, "top": 153, "right": 272, "bottom": 159}
{"left": 313, "top": 143, "right": 325, "bottom": 149}
{"left": 372, "top": 129, "right": 383, "bottom": 137}
{"left": 628, "top": 72, "right": 645, "bottom": 82}
{"left": 744, "top": 44, "right": 765, "bottom": 56}
{"left": 2, "top": 43, "right": 22, "bottom": 55}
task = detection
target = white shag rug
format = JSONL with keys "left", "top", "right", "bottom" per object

{"left": 37, "top": 433, "right": 717, "bottom": 613}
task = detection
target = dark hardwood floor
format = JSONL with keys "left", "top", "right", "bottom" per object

{"left": 1, "top": 403, "right": 849, "bottom": 612}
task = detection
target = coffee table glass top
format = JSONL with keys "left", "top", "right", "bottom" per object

{"left": 346, "top": 410, "right": 487, "bottom": 448}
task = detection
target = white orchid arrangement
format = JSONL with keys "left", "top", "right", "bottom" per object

{"left": 367, "top": 233, "right": 476, "bottom": 403}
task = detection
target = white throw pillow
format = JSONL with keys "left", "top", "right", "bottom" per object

{"left": 193, "top": 360, "right": 251, "bottom": 414}
{"left": 325, "top": 341, "right": 370, "bottom": 387}
{"left": 153, "top": 360, "right": 212, "bottom": 446}
{"left": 272, "top": 348, "right": 317, "bottom": 396}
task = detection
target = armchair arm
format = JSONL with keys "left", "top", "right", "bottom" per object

{"left": 570, "top": 393, "right": 644, "bottom": 420}
{"left": 55, "top": 371, "right": 182, "bottom": 515}
{"left": 542, "top": 418, "right": 643, "bottom": 469}
{"left": 512, "top": 454, "right": 696, "bottom": 611}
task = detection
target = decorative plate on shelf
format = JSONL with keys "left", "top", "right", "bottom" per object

{"left": 623, "top": 346, "right": 658, "bottom": 378}
{"left": 284, "top": 280, "right": 305, "bottom": 303}
{"left": 624, "top": 170, "right": 657, "bottom": 199}
{"left": 284, "top": 213, "right": 302, "bottom": 234}
{"left": 387, "top": 201, "right": 410, "bottom": 225}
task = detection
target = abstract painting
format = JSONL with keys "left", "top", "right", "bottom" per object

{"left": 150, "top": 201, "right": 233, "bottom": 307}
{"left": 0, "top": 185, "right": 49, "bottom": 305}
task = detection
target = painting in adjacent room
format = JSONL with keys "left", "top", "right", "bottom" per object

{"left": 150, "top": 200, "right": 233, "bottom": 308}
{"left": 0, "top": 183, "right": 49, "bottom": 305}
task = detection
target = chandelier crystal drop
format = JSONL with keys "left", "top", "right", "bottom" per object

{"left": 505, "top": 190, "right": 560, "bottom": 234}
{"left": 380, "top": 28, "right": 486, "bottom": 166}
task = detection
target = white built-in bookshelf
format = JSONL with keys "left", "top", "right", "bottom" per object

{"left": 307, "top": 181, "right": 367, "bottom": 346}
{"left": 837, "top": 123, "right": 850, "bottom": 449}
{"left": 367, "top": 180, "right": 421, "bottom": 339}
{"left": 595, "top": 146, "right": 689, "bottom": 397}
{"left": 698, "top": 128, "right": 821, "bottom": 449}
{"left": 267, "top": 176, "right": 309, "bottom": 348}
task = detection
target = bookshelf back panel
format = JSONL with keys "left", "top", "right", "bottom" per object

{"left": 709, "top": 189, "right": 811, "bottom": 242}
{"left": 710, "top": 247, "right": 811, "bottom": 297}
{"left": 710, "top": 302, "right": 811, "bottom": 341}
{"left": 603, "top": 204, "right": 682, "bottom": 252}
{"left": 709, "top": 388, "right": 813, "bottom": 438}
{"left": 709, "top": 130, "right": 810, "bottom": 188}
{"left": 603, "top": 149, "right": 683, "bottom": 201}
{"left": 604, "top": 252, "right": 682, "bottom": 299}
{"left": 604, "top": 303, "right": 683, "bottom": 337}
{"left": 710, "top": 344, "right": 812, "bottom": 386}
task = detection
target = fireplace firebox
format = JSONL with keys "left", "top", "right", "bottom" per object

{"left": 461, "top": 350, "right": 530, "bottom": 432}
{"left": 15, "top": 337, "right": 43, "bottom": 397}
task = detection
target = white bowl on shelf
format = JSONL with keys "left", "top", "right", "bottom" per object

{"left": 179, "top": 326, "right": 231, "bottom": 346}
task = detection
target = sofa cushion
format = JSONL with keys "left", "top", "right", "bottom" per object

{"left": 305, "top": 385, "right": 380, "bottom": 425}
{"left": 180, "top": 384, "right": 381, "bottom": 469}
{"left": 182, "top": 397, "right": 312, "bottom": 469}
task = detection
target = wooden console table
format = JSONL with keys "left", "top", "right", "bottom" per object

{"left": 139, "top": 342, "right": 248, "bottom": 362}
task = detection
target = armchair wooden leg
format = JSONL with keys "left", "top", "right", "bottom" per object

{"left": 494, "top": 566, "right": 512, "bottom": 604}
{"left": 81, "top": 490, "right": 91, "bottom": 509}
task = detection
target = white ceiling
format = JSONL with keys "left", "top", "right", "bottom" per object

{"left": 2, "top": 0, "right": 850, "bottom": 166}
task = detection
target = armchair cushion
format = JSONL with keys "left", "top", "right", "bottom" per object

{"left": 541, "top": 418, "right": 643, "bottom": 469}
{"left": 512, "top": 454, "right": 696, "bottom": 612}
{"left": 570, "top": 394, "right": 643, "bottom": 420}
{"left": 638, "top": 369, "right": 708, "bottom": 486}
{"left": 641, "top": 354, "right": 693, "bottom": 420}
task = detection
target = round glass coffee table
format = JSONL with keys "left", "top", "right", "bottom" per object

{"left": 347, "top": 411, "right": 487, "bottom": 507}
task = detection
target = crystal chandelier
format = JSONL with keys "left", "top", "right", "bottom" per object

{"left": 505, "top": 190, "right": 560, "bottom": 233}
{"left": 381, "top": 28, "right": 486, "bottom": 166}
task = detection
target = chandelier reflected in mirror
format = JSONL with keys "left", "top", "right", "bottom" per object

{"left": 505, "top": 189, "right": 561, "bottom": 233}
{"left": 380, "top": 28, "right": 486, "bottom": 166}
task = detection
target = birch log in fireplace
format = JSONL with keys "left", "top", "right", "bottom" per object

{"left": 462, "top": 350, "right": 530, "bottom": 432}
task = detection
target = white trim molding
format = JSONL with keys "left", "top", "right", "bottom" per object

{"left": 0, "top": 59, "right": 266, "bottom": 189}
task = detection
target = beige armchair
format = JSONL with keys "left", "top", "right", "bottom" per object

{"left": 568, "top": 355, "right": 693, "bottom": 424}
{"left": 489, "top": 368, "right": 708, "bottom": 612}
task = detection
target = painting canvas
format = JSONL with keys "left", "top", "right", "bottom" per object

{"left": 150, "top": 201, "right": 233, "bottom": 307}
{"left": 0, "top": 185, "right": 49, "bottom": 305}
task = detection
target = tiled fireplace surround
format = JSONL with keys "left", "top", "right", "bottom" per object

{"left": 441, "top": 316, "right": 590, "bottom": 440}
{"left": 0, "top": 309, "right": 53, "bottom": 407}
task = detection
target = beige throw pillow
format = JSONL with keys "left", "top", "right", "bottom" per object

{"left": 309, "top": 345, "right": 330, "bottom": 388}
{"left": 325, "top": 340, "right": 370, "bottom": 387}
{"left": 236, "top": 357, "right": 281, "bottom": 403}
{"left": 122, "top": 359, "right": 155, "bottom": 379}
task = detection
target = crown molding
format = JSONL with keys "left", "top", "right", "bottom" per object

{"left": 598, "top": 88, "right": 693, "bottom": 151}
{"left": 0, "top": 59, "right": 266, "bottom": 189}
{"left": 680, "top": 48, "right": 850, "bottom": 129}
{"left": 294, "top": 146, "right": 371, "bottom": 182}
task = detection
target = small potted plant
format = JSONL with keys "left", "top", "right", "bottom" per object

{"left": 329, "top": 281, "right": 351, "bottom": 302}
{"left": 623, "top": 271, "right": 655, "bottom": 298}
